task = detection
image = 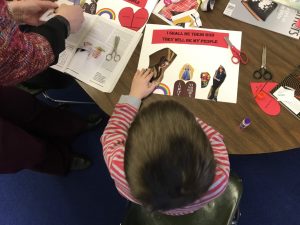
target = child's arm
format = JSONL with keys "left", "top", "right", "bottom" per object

{"left": 100, "top": 69, "right": 157, "bottom": 199}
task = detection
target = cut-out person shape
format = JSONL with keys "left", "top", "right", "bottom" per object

{"left": 208, "top": 65, "right": 226, "bottom": 102}
{"left": 179, "top": 64, "right": 194, "bottom": 80}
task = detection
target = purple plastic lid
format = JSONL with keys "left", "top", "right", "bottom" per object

{"left": 244, "top": 117, "right": 251, "bottom": 124}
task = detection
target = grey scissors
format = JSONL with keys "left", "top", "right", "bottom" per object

{"left": 253, "top": 45, "right": 272, "bottom": 80}
{"left": 106, "top": 36, "right": 121, "bottom": 62}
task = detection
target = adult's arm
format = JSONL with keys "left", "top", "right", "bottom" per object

{"left": 0, "top": 0, "right": 68, "bottom": 86}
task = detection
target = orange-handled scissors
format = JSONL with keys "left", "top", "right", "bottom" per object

{"left": 224, "top": 36, "right": 248, "bottom": 65}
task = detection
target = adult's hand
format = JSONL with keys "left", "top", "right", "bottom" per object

{"left": 56, "top": 4, "right": 84, "bottom": 33}
{"left": 7, "top": 0, "right": 58, "bottom": 26}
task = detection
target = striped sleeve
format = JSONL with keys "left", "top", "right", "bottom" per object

{"left": 100, "top": 96, "right": 141, "bottom": 202}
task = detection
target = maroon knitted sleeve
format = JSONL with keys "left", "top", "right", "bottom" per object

{"left": 0, "top": 0, "right": 55, "bottom": 86}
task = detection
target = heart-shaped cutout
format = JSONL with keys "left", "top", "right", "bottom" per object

{"left": 119, "top": 7, "right": 148, "bottom": 31}
{"left": 173, "top": 80, "right": 196, "bottom": 98}
{"left": 250, "top": 82, "right": 281, "bottom": 116}
{"left": 123, "top": 0, "right": 148, "bottom": 8}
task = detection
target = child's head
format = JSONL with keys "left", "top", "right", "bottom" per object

{"left": 125, "top": 100, "right": 216, "bottom": 212}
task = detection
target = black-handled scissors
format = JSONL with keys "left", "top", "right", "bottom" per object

{"left": 253, "top": 45, "right": 272, "bottom": 80}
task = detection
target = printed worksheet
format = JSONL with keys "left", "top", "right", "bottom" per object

{"left": 52, "top": 13, "right": 141, "bottom": 93}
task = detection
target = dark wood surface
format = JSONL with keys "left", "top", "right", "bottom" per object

{"left": 79, "top": 1, "right": 300, "bottom": 154}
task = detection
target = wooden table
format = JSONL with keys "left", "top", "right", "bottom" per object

{"left": 79, "top": 1, "right": 300, "bottom": 154}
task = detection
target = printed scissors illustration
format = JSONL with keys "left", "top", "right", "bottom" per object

{"left": 224, "top": 36, "right": 248, "bottom": 64}
{"left": 106, "top": 36, "right": 121, "bottom": 62}
{"left": 253, "top": 45, "right": 272, "bottom": 80}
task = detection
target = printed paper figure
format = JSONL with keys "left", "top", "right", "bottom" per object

{"left": 148, "top": 48, "right": 177, "bottom": 82}
{"left": 200, "top": 72, "right": 211, "bottom": 88}
{"left": 159, "top": 0, "right": 201, "bottom": 20}
{"left": 173, "top": 80, "right": 196, "bottom": 98}
{"left": 75, "top": 42, "right": 105, "bottom": 59}
{"left": 81, "top": 0, "right": 98, "bottom": 14}
{"left": 179, "top": 64, "right": 194, "bottom": 80}
{"left": 207, "top": 65, "right": 226, "bottom": 101}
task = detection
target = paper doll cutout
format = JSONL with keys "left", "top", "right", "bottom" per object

{"left": 118, "top": 7, "right": 149, "bottom": 31}
{"left": 123, "top": 0, "right": 148, "bottom": 8}
{"left": 208, "top": 65, "right": 226, "bottom": 102}
{"left": 173, "top": 80, "right": 196, "bottom": 98}
{"left": 148, "top": 48, "right": 177, "bottom": 82}
{"left": 200, "top": 72, "right": 211, "bottom": 88}
{"left": 179, "top": 64, "right": 194, "bottom": 80}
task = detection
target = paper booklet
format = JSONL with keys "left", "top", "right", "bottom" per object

{"left": 52, "top": 13, "right": 141, "bottom": 93}
{"left": 272, "top": 0, "right": 300, "bottom": 11}
{"left": 51, "top": 0, "right": 158, "bottom": 93}
{"left": 223, "top": 0, "right": 300, "bottom": 39}
{"left": 270, "top": 65, "right": 300, "bottom": 120}
{"left": 138, "top": 24, "right": 242, "bottom": 104}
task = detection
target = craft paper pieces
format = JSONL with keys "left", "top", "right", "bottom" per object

{"left": 138, "top": 24, "right": 242, "bottom": 103}
{"left": 250, "top": 82, "right": 280, "bottom": 116}
{"left": 119, "top": 7, "right": 149, "bottom": 31}
{"left": 173, "top": 80, "right": 196, "bottom": 98}
{"left": 123, "top": 0, "right": 148, "bottom": 8}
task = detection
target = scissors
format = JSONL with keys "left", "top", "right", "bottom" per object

{"left": 224, "top": 36, "right": 248, "bottom": 64}
{"left": 253, "top": 45, "right": 272, "bottom": 80}
{"left": 106, "top": 36, "right": 121, "bottom": 62}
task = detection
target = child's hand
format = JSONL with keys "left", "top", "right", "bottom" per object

{"left": 129, "top": 69, "right": 158, "bottom": 100}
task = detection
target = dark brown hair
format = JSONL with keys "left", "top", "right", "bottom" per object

{"left": 125, "top": 100, "right": 216, "bottom": 211}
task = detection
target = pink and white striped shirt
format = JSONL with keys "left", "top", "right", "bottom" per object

{"left": 101, "top": 95, "right": 230, "bottom": 216}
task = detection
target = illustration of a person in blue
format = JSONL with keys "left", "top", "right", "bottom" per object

{"left": 208, "top": 65, "right": 226, "bottom": 102}
{"left": 179, "top": 64, "right": 194, "bottom": 80}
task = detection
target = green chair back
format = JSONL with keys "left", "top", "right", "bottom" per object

{"left": 122, "top": 173, "right": 243, "bottom": 225}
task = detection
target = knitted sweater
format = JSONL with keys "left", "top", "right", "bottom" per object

{"left": 0, "top": 0, "right": 67, "bottom": 86}
{"left": 101, "top": 95, "right": 230, "bottom": 216}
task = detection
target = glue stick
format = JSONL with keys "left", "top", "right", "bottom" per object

{"left": 239, "top": 118, "right": 251, "bottom": 129}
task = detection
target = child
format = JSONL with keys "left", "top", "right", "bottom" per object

{"left": 101, "top": 69, "right": 230, "bottom": 215}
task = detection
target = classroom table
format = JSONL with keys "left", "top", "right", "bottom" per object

{"left": 79, "top": 0, "right": 300, "bottom": 154}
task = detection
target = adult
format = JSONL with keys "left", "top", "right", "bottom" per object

{"left": 0, "top": 0, "right": 93, "bottom": 175}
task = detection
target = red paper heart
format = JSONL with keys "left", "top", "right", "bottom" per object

{"left": 123, "top": 0, "right": 148, "bottom": 8}
{"left": 250, "top": 82, "right": 280, "bottom": 116}
{"left": 118, "top": 7, "right": 148, "bottom": 31}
